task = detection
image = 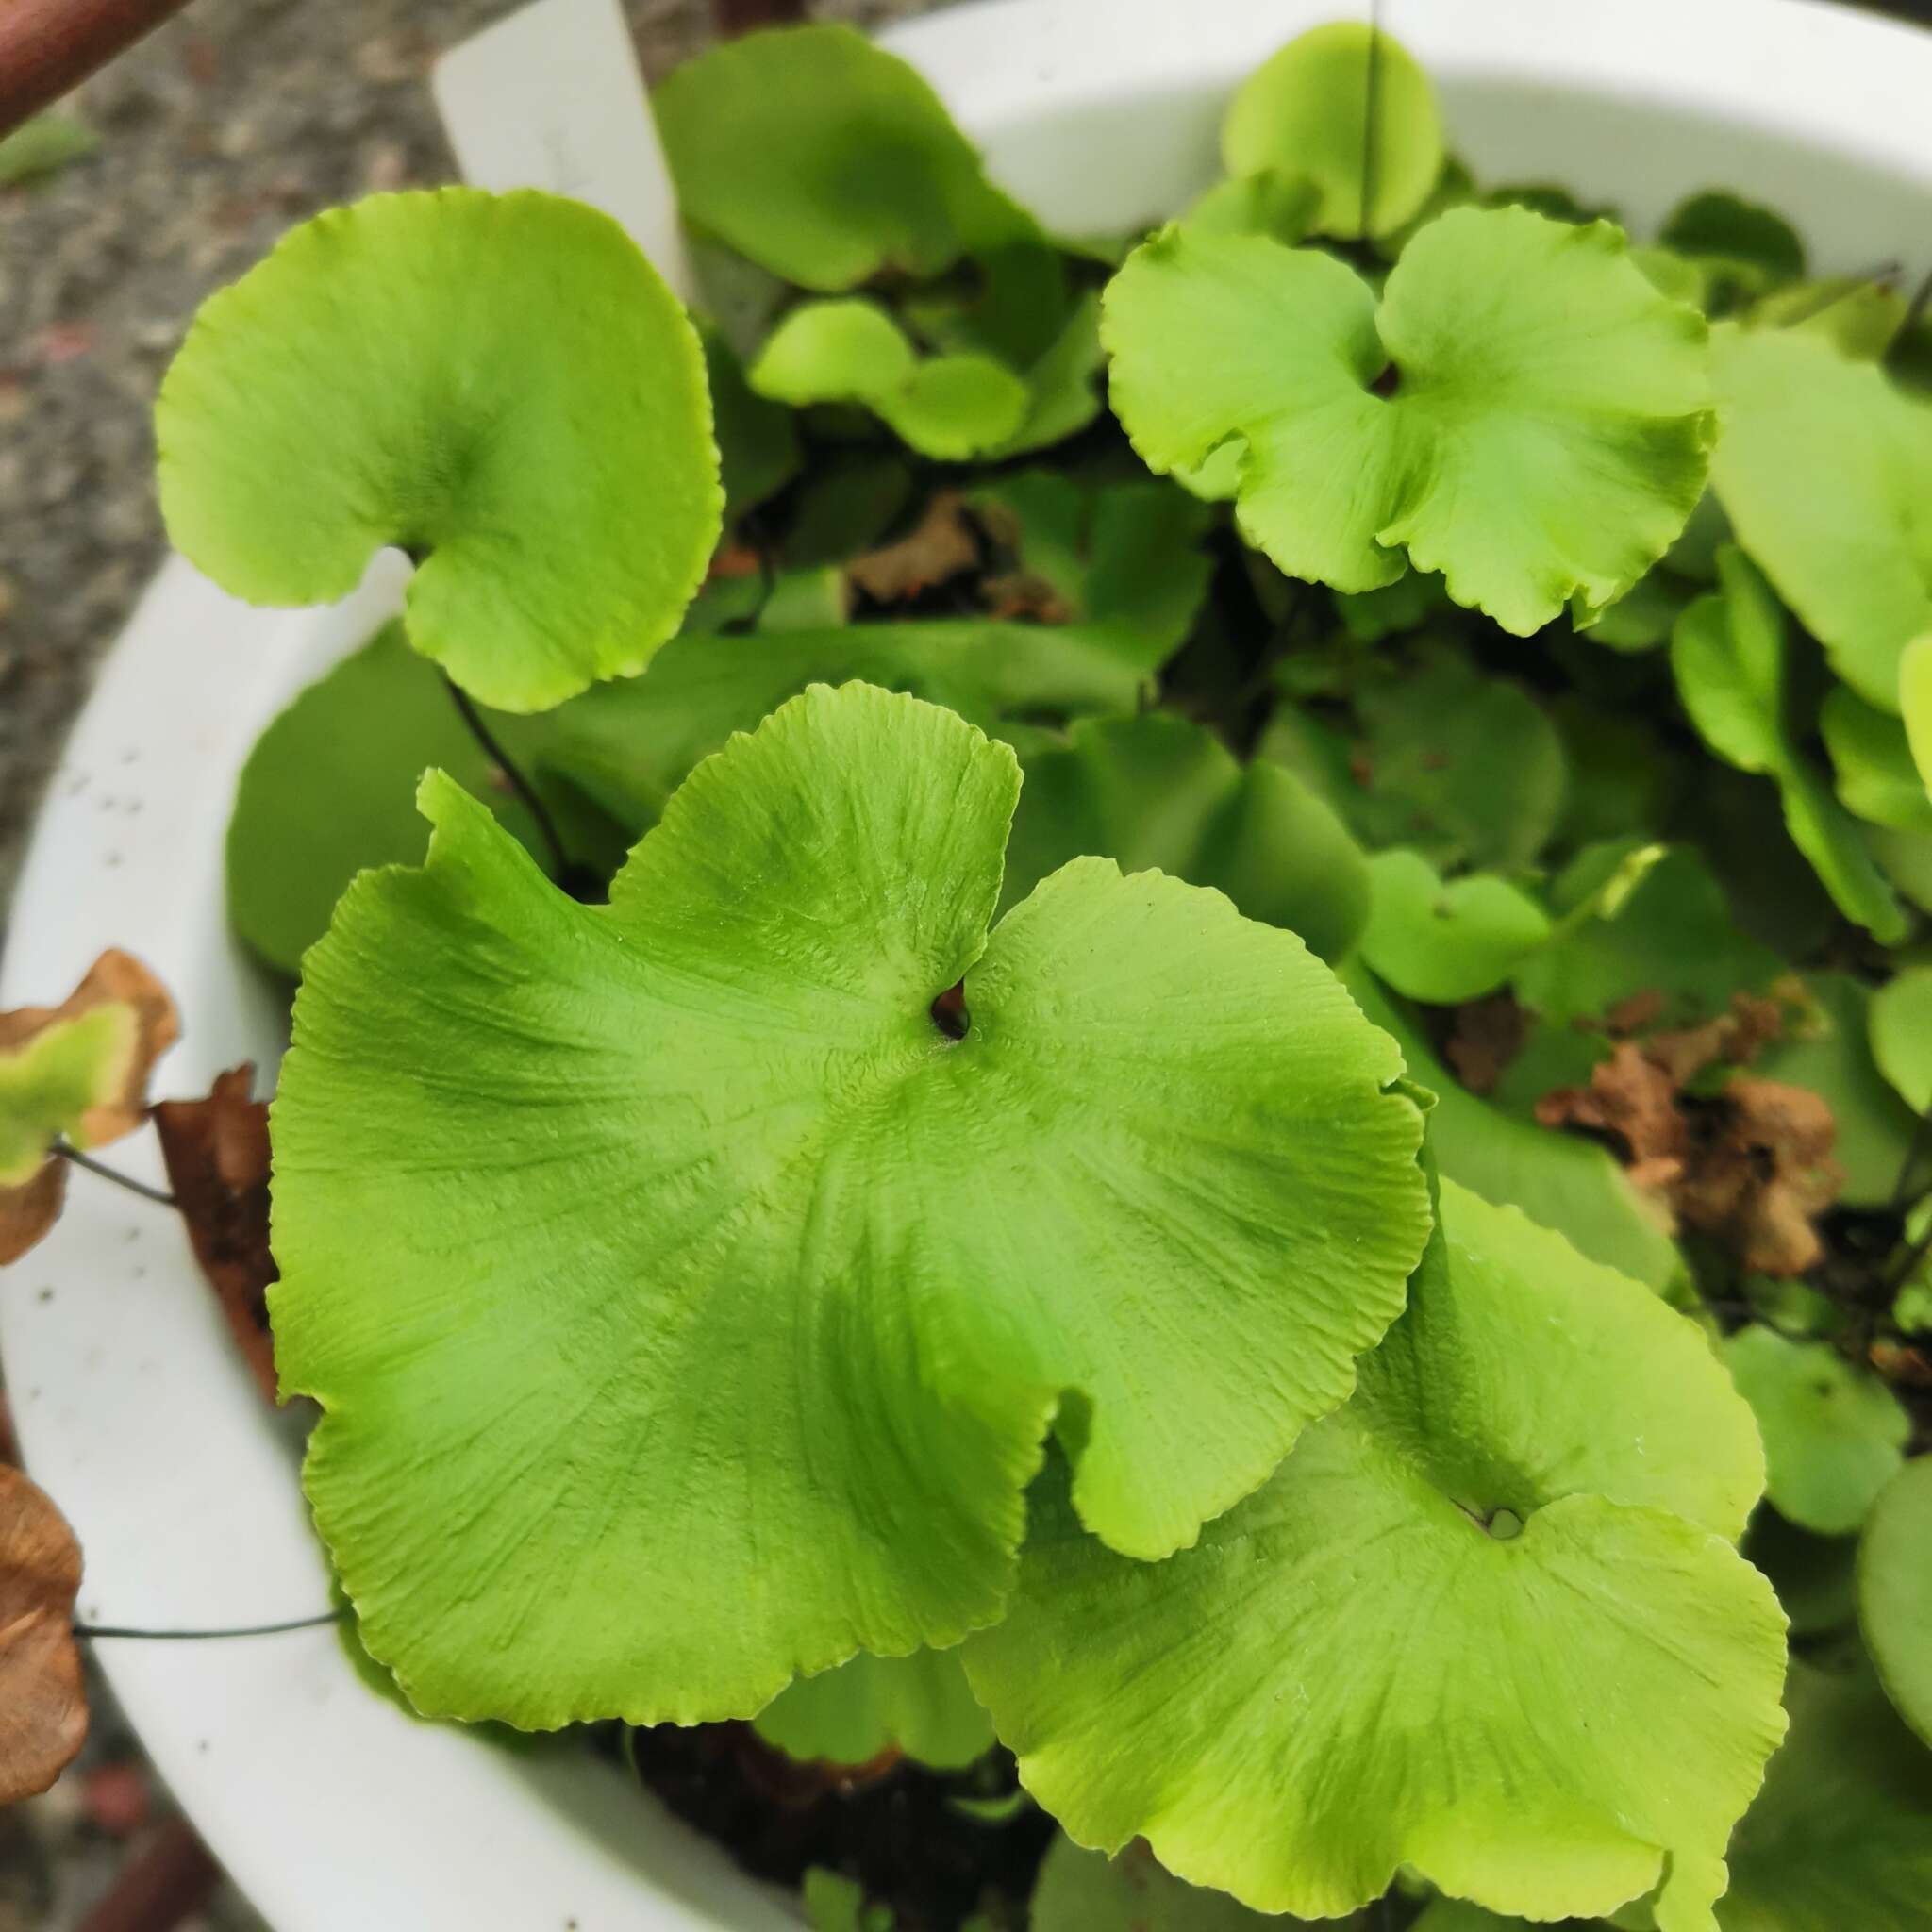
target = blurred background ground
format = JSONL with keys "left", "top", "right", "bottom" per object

{"left": 0, "top": 5, "right": 946, "bottom": 1925}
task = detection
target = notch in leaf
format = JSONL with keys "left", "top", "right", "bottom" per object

{"left": 964, "top": 1178, "right": 1785, "bottom": 1929}
{"left": 271, "top": 682, "right": 1431, "bottom": 1728}
{"left": 1102, "top": 205, "right": 1714, "bottom": 633}
{"left": 156, "top": 189, "right": 723, "bottom": 714}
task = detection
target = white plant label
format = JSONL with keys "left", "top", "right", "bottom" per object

{"left": 432, "top": 0, "right": 695, "bottom": 299}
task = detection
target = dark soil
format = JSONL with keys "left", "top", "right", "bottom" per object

{"left": 625, "top": 1722, "right": 1053, "bottom": 1927}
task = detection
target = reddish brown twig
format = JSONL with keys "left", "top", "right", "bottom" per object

{"left": 75, "top": 1818, "right": 220, "bottom": 1932}
{"left": 0, "top": 0, "right": 195, "bottom": 141}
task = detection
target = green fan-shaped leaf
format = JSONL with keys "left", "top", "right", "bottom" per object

{"left": 225, "top": 624, "right": 633, "bottom": 975}
{"left": 272, "top": 684, "right": 1432, "bottom": 1727}
{"left": 536, "top": 619, "right": 1145, "bottom": 834}
{"left": 1756, "top": 974, "right": 1917, "bottom": 1208}
{"left": 655, "top": 25, "right": 1038, "bottom": 291}
{"left": 1358, "top": 850, "right": 1551, "bottom": 1005}
{"left": 1221, "top": 23, "right": 1443, "bottom": 241}
{"left": 0, "top": 1007, "right": 138, "bottom": 1186}
{"left": 1717, "top": 1661, "right": 1932, "bottom": 1930}
{"left": 1513, "top": 841, "right": 1777, "bottom": 1029}
{"left": 1870, "top": 967, "right": 1932, "bottom": 1113}
{"left": 1259, "top": 649, "right": 1567, "bottom": 872}
{"left": 156, "top": 190, "right": 721, "bottom": 713}
{"left": 997, "top": 713, "right": 1370, "bottom": 962}
{"left": 755, "top": 1646, "right": 991, "bottom": 1770}
{"left": 750, "top": 299, "right": 1028, "bottom": 459}
{"left": 1344, "top": 963, "right": 1684, "bottom": 1295}
{"left": 966, "top": 1176, "right": 1782, "bottom": 1928}
{"left": 1724, "top": 1328, "right": 1910, "bottom": 1537}
{"left": 1707, "top": 324, "right": 1932, "bottom": 711}
{"left": 1859, "top": 1457, "right": 1932, "bottom": 1747}
{"left": 1657, "top": 192, "right": 1804, "bottom": 310}
{"left": 1103, "top": 207, "right": 1712, "bottom": 632}
{"left": 1031, "top": 1835, "right": 1312, "bottom": 1930}
{"left": 1821, "top": 686, "right": 1932, "bottom": 833}
{"left": 1672, "top": 550, "right": 1906, "bottom": 939}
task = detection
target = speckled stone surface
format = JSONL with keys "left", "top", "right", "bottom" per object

{"left": 0, "top": 7, "right": 944, "bottom": 1924}
{"left": 0, "top": 0, "right": 947, "bottom": 933}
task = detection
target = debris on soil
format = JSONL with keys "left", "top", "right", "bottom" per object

{"left": 847, "top": 491, "right": 980, "bottom": 605}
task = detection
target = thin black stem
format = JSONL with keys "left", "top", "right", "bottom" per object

{"left": 75, "top": 1608, "right": 346, "bottom": 1641}
{"left": 442, "top": 675, "right": 574, "bottom": 883}
{"left": 1358, "top": 0, "right": 1384, "bottom": 241}
{"left": 54, "top": 1141, "right": 175, "bottom": 1208}
{"left": 1777, "top": 260, "right": 1902, "bottom": 328}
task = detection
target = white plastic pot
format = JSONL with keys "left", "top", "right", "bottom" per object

{"left": 4, "top": 2, "right": 1930, "bottom": 1925}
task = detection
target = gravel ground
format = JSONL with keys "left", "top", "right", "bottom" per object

{"left": 0, "top": 6, "right": 943, "bottom": 1924}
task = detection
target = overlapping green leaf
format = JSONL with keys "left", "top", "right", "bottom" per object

{"left": 1858, "top": 1458, "right": 1932, "bottom": 1747}
{"left": 1870, "top": 967, "right": 1932, "bottom": 1112}
{"left": 1103, "top": 207, "right": 1712, "bottom": 631}
{"left": 755, "top": 1646, "right": 991, "bottom": 1770}
{"left": 0, "top": 1008, "right": 139, "bottom": 1186}
{"left": 654, "top": 25, "right": 1039, "bottom": 290}
{"left": 998, "top": 713, "right": 1371, "bottom": 962}
{"left": 1220, "top": 23, "right": 1443, "bottom": 241}
{"left": 1822, "top": 686, "right": 1932, "bottom": 833}
{"left": 1672, "top": 548, "right": 1905, "bottom": 939}
{"left": 156, "top": 190, "right": 721, "bottom": 712}
{"left": 1031, "top": 1836, "right": 1307, "bottom": 1931}
{"left": 1724, "top": 1329, "right": 1909, "bottom": 1536}
{"left": 272, "top": 684, "right": 1431, "bottom": 1726}
{"left": 1358, "top": 850, "right": 1551, "bottom": 1004}
{"left": 1707, "top": 325, "right": 1932, "bottom": 711}
{"left": 966, "top": 1177, "right": 1782, "bottom": 1928}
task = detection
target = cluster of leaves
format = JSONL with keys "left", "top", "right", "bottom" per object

{"left": 14, "top": 13, "right": 1927, "bottom": 1929}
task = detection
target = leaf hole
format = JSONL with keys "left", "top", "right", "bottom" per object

{"left": 930, "top": 981, "right": 970, "bottom": 1041}
{"left": 1371, "top": 361, "right": 1401, "bottom": 398}
{"left": 1486, "top": 1507, "right": 1524, "bottom": 1541}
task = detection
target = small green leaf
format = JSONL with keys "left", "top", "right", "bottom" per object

{"left": 1756, "top": 974, "right": 1918, "bottom": 1208}
{"left": 1707, "top": 324, "right": 1932, "bottom": 711}
{"left": 272, "top": 684, "right": 1432, "bottom": 1726}
{"left": 1821, "top": 686, "right": 1932, "bottom": 833}
{"left": 1672, "top": 551, "right": 1907, "bottom": 940}
{"left": 750, "top": 299, "right": 1028, "bottom": 459}
{"left": 1221, "top": 23, "right": 1443, "bottom": 241}
{"left": 1858, "top": 1457, "right": 1932, "bottom": 1747}
{"left": 1718, "top": 1660, "right": 1932, "bottom": 1930}
{"left": 993, "top": 290, "right": 1107, "bottom": 458}
{"left": 1031, "top": 1835, "right": 1308, "bottom": 1930}
{"left": 1870, "top": 968, "right": 1932, "bottom": 1113}
{"left": 655, "top": 25, "right": 1038, "bottom": 290}
{"left": 803, "top": 1868, "right": 894, "bottom": 1932}
{"left": 1724, "top": 1328, "right": 1910, "bottom": 1537}
{"left": 156, "top": 190, "right": 721, "bottom": 712}
{"left": 999, "top": 713, "right": 1371, "bottom": 962}
{"left": 966, "top": 1178, "right": 1781, "bottom": 1928}
{"left": 0, "top": 112, "right": 98, "bottom": 187}
{"left": 0, "top": 1007, "right": 137, "bottom": 1187}
{"left": 1344, "top": 963, "right": 1685, "bottom": 1295}
{"left": 704, "top": 325, "right": 801, "bottom": 520}
{"left": 1103, "top": 208, "right": 1712, "bottom": 632}
{"left": 1657, "top": 192, "right": 1805, "bottom": 308}
{"left": 1180, "top": 171, "right": 1322, "bottom": 246}
{"left": 756, "top": 1647, "right": 991, "bottom": 1770}
{"left": 1513, "top": 841, "right": 1779, "bottom": 1029}
{"left": 1359, "top": 852, "right": 1551, "bottom": 1005}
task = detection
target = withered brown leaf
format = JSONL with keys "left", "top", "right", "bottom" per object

{"left": 153, "top": 1066, "right": 277, "bottom": 1403}
{"left": 846, "top": 491, "right": 979, "bottom": 605}
{"left": 0, "top": 1463, "right": 87, "bottom": 1804}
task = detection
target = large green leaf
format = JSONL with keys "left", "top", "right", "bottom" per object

{"left": 1671, "top": 550, "right": 1906, "bottom": 940}
{"left": 654, "top": 25, "right": 1037, "bottom": 291}
{"left": 1858, "top": 1457, "right": 1932, "bottom": 1748}
{"left": 1102, "top": 207, "right": 1712, "bottom": 632}
{"left": 1344, "top": 964, "right": 1684, "bottom": 1295}
{"left": 156, "top": 190, "right": 721, "bottom": 713}
{"left": 754, "top": 1646, "right": 991, "bottom": 1770}
{"left": 1717, "top": 1661, "right": 1932, "bottom": 1930}
{"left": 272, "top": 684, "right": 1431, "bottom": 1726}
{"left": 966, "top": 1177, "right": 1782, "bottom": 1928}
{"left": 1724, "top": 1328, "right": 1909, "bottom": 1537}
{"left": 999, "top": 713, "right": 1370, "bottom": 962}
{"left": 1220, "top": 23, "right": 1443, "bottom": 241}
{"left": 1707, "top": 324, "right": 1932, "bottom": 711}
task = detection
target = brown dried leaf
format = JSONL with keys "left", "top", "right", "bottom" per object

{"left": 153, "top": 1066, "right": 277, "bottom": 1403}
{"left": 981, "top": 570, "right": 1074, "bottom": 625}
{"left": 0, "top": 948, "right": 180, "bottom": 1151}
{"left": 0, "top": 1464, "right": 87, "bottom": 1803}
{"left": 0, "top": 1159, "right": 67, "bottom": 1268}
{"left": 1443, "top": 992, "right": 1529, "bottom": 1095}
{"left": 846, "top": 491, "right": 978, "bottom": 604}
{"left": 1676, "top": 1078, "right": 1841, "bottom": 1277}
{"left": 1537, "top": 1041, "right": 1687, "bottom": 1167}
